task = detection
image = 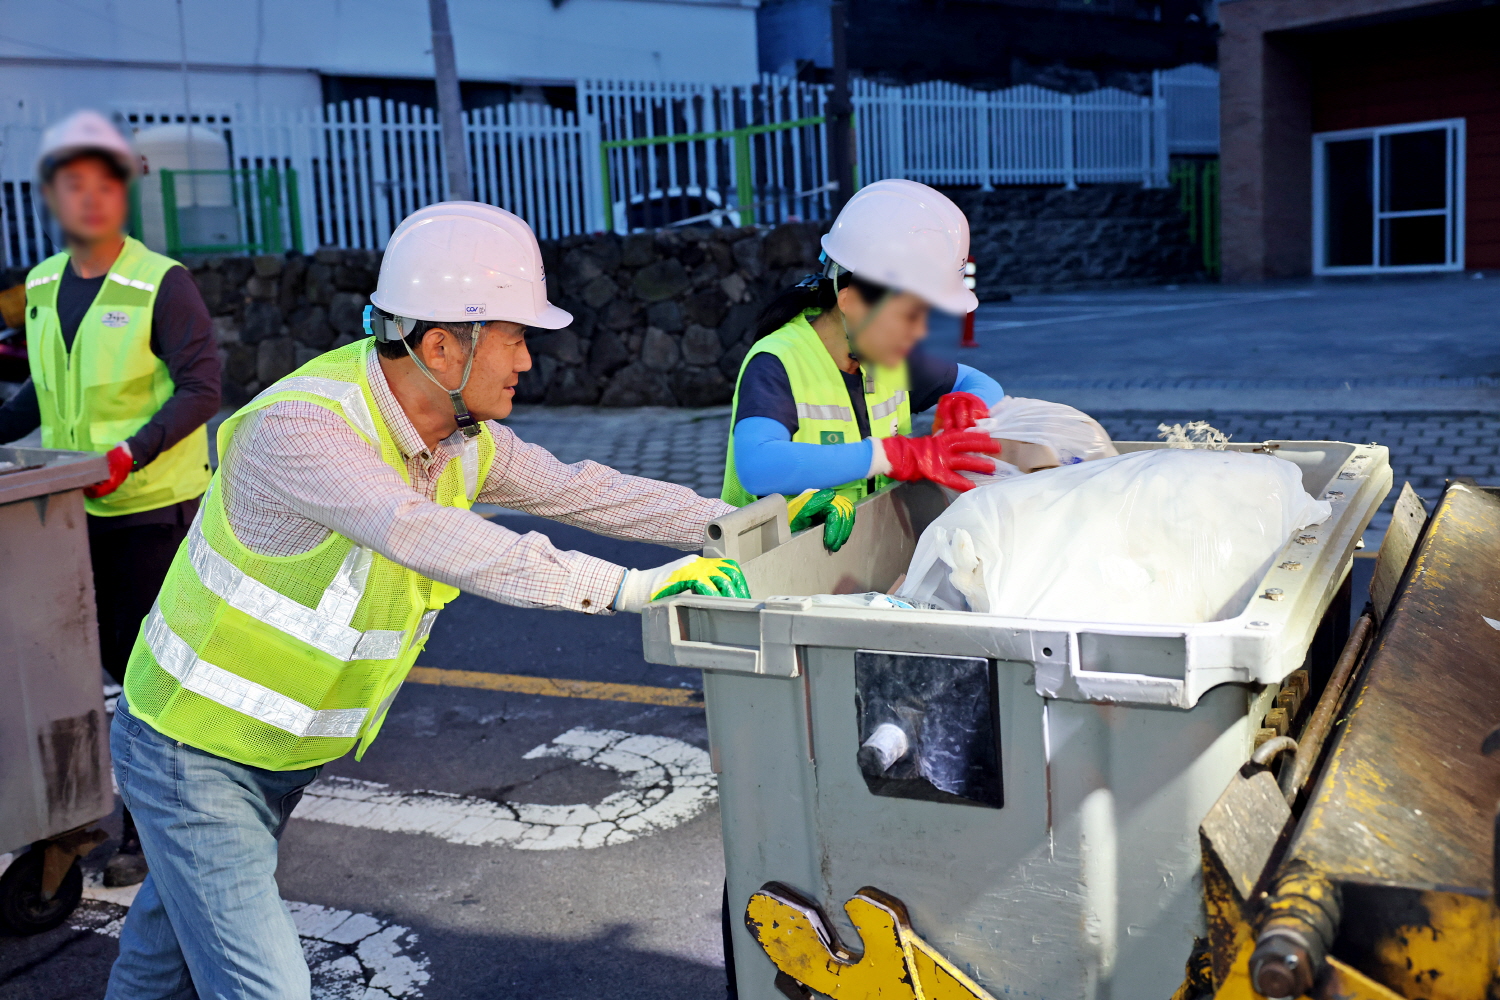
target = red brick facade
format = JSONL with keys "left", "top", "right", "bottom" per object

{"left": 1219, "top": 0, "right": 1500, "bottom": 281}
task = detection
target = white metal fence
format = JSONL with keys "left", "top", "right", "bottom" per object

{"left": 1, "top": 66, "right": 1218, "bottom": 269}
{"left": 580, "top": 77, "right": 833, "bottom": 230}
{"left": 855, "top": 79, "right": 1166, "bottom": 189}
{"left": 1157, "top": 64, "right": 1220, "bottom": 156}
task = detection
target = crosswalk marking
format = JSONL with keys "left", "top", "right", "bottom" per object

{"left": 70, "top": 875, "right": 431, "bottom": 999}
{"left": 298, "top": 727, "right": 715, "bottom": 851}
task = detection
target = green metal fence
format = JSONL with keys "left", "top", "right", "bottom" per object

{"left": 599, "top": 116, "right": 829, "bottom": 233}
{"left": 1170, "top": 158, "right": 1220, "bottom": 278}
{"left": 158, "top": 167, "right": 303, "bottom": 256}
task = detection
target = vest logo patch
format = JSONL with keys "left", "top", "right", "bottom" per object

{"left": 820, "top": 431, "right": 845, "bottom": 445}
{"left": 101, "top": 310, "right": 130, "bottom": 328}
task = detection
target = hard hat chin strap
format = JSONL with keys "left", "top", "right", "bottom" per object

{"left": 402, "top": 322, "right": 486, "bottom": 438}
{"left": 825, "top": 258, "right": 891, "bottom": 389}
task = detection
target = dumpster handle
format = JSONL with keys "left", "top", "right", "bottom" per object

{"left": 664, "top": 599, "right": 763, "bottom": 674}
{"left": 704, "top": 495, "right": 790, "bottom": 562}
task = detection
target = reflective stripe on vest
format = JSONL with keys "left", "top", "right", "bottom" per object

{"left": 124, "top": 339, "right": 493, "bottom": 768}
{"left": 141, "top": 607, "right": 369, "bottom": 738}
{"left": 248, "top": 374, "right": 481, "bottom": 503}
{"left": 108, "top": 272, "right": 156, "bottom": 292}
{"left": 259, "top": 375, "right": 381, "bottom": 444}
{"left": 185, "top": 512, "right": 410, "bottom": 662}
{"left": 870, "top": 390, "right": 907, "bottom": 421}
{"left": 795, "top": 402, "right": 854, "bottom": 422}
{"left": 722, "top": 311, "right": 910, "bottom": 507}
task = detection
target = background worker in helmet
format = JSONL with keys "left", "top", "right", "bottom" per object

{"left": 723, "top": 179, "right": 1005, "bottom": 551}
{"left": 104, "top": 201, "right": 746, "bottom": 1000}
{"left": 0, "top": 110, "right": 221, "bottom": 889}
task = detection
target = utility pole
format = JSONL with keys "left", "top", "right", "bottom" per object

{"left": 428, "top": 0, "right": 471, "bottom": 202}
{"left": 827, "top": 0, "right": 855, "bottom": 212}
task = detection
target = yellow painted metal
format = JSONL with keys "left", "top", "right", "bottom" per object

{"left": 745, "top": 885, "right": 996, "bottom": 1000}
{"left": 1209, "top": 941, "right": 1261, "bottom": 1000}
{"left": 1319, "top": 957, "right": 1417, "bottom": 1000}
{"left": 405, "top": 667, "right": 703, "bottom": 707}
{"left": 1364, "top": 892, "right": 1500, "bottom": 1000}
{"left": 1211, "top": 945, "right": 1408, "bottom": 1000}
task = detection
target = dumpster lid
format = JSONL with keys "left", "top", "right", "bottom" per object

{"left": 0, "top": 446, "right": 110, "bottom": 505}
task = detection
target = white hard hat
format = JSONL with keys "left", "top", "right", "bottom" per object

{"left": 821, "top": 179, "right": 978, "bottom": 315}
{"left": 37, "top": 109, "right": 138, "bottom": 182}
{"left": 370, "top": 201, "right": 572, "bottom": 330}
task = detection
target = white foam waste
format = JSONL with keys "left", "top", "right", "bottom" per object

{"left": 1158, "top": 420, "right": 1231, "bottom": 450}
{"left": 959, "top": 396, "right": 1119, "bottom": 487}
{"left": 897, "top": 449, "right": 1332, "bottom": 624}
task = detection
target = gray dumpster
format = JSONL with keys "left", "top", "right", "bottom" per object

{"left": 642, "top": 441, "right": 1391, "bottom": 1000}
{"left": 0, "top": 444, "right": 113, "bottom": 934}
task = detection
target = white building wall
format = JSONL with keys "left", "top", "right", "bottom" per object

{"left": 0, "top": 65, "right": 322, "bottom": 118}
{"left": 0, "top": 0, "right": 759, "bottom": 114}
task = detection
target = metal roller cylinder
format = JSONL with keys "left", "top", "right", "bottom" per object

{"left": 1249, "top": 863, "right": 1342, "bottom": 998}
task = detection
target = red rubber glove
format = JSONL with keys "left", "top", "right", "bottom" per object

{"left": 84, "top": 444, "right": 133, "bottom": 499}
{"left": 880, "top": 430, "right": 1000, "bottom": 492}
{"left": 933, "top": 391, "right": 991, "bottom": 434}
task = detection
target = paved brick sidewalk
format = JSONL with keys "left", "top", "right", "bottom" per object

{"left": 504, "top": 406, "right": 1496, "bottom": 524}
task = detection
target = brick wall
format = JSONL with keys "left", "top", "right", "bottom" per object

{"left": 1218, "top": 0, "right": 1495, "bottom": 281}
{"left": 1309, "top": 5, "right": 1500, "bottom": 269}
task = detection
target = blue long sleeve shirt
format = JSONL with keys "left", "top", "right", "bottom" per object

{"left": 732, "top": 349, "right": 1002, "bottom": 498}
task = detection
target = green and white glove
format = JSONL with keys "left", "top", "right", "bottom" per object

{"left": 787, "top": 488, "right": 857, "bottom": 553}
{"left": 613, "top": 555, "right": 751, "bottom": 613}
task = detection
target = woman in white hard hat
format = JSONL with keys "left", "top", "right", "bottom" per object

{"left": 721, "top": 180, "right": 1004, "bottom": 549}
{"left": 104, "top": 201, "right": 747, "bottom": 1000}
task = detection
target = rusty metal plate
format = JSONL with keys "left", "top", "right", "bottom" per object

{"left": 1287, "top": 482, "right": 1500, "bottom": 893}
{"left": 1201, "top": 770, "right": 1293, "bottom": 900}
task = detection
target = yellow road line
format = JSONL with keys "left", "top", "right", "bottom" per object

{"left": 406, "top": 667, "right": 704, "bottom": 708}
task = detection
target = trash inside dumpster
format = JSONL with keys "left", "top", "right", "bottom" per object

{"left": 641, "top": 439, "right": 1391, "bottom": 1000}
{"left": 899, "top": 449, "right": 1333, "bottom": 622}
{"left": 964, "top": 395, "right": 1119, "bottom": 484}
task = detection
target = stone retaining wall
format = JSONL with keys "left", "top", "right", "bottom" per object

{"left": 104, "top": 186, "right": 1204, "bottom": 408}
{"left": 188, "top": 222, "right": 828, "bottom": 409}
{"left": 951, "top": 184, "right": 1204, "bottom": 296}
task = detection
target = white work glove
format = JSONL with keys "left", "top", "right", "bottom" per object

{"left": 612, "top": 554, "right": 751, "bottom": 613}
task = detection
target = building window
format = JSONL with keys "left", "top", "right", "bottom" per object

{"left": 1313, "top": 119, "right": 1465, "bottom": 274}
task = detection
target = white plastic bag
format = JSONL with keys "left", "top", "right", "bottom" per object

{"left": 960, "top": 396, "right": 1118, "bottom": 486}
{"left": 896, "top": 449, "right": 1332, "bottom": 624}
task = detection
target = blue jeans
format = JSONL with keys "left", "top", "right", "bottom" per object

{"left": 106, "top": 698, "right": 322, "bottom": 1000}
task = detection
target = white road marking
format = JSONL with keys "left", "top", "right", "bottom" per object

{"left": 297, "top": 726, "right": 717, "bottom": 851}
{"left": 70, "top": 874, "right": 431, "bottom": 999}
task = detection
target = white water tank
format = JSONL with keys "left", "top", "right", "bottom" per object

{"left": 134, "top": 124, "right": 236, "bottom": 253}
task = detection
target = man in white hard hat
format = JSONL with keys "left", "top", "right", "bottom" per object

{"left": 104, "top": 201, "right": 747, "bottom": 1000}
{"left": 0, "top": 110, "right": 221, "bottom": 888}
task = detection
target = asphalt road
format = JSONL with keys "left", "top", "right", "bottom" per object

{"left": 926, "top": 275, "right": 1500, "bottom": 411}
{"left": 0, "top": 517, "right": 730, "bottom": 1000}
{"left": 5, "top": 275, "right": 1492, "bottom": 998}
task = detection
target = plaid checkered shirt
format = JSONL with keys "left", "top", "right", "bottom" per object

{"left": 216, "top": 347, "right": 732, "bottom": 613}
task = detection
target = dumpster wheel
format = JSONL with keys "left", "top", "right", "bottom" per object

{"left": 0, "top": 846, "right": 85, "bottom": 935}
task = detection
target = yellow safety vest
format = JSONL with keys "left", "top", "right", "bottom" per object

{"left": 122, "top": 339, "right": 496, "bottom": 770}
{"left": 25, "top": 237, "right": 211, "bottom": 516}
{"left": 722, "top": 311, "right": 910, "bottom": 507}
